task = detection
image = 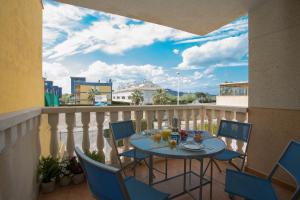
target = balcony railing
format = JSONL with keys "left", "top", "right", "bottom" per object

{"left": 41, "top": 104, "right": 248, "bottom": 165}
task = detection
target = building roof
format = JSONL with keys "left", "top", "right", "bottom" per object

{"left": 220, "top": 81, "right": 248, "bottom": 87}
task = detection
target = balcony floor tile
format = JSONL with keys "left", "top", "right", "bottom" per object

{"left": 39, "top": 159, "right": 292, "bottom": 200}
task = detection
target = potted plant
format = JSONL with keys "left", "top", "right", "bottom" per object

{"left": 58, "top": 157, "right": 72, "bottom": 186}
{"left": 70, "top": 156, "right": 85, "bottom": 184}
{"left": 85, "top": 150, "right": 105, "bottom": 163}
{"left": 38, "top": 156, "right": 60, "bottom": 193}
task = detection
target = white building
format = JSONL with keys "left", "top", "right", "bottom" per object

{"left": 112, "top": 81, "right": 161, "bottom": 105}
{"left": 216, "top": 82, "right": 248, "bottom": 107}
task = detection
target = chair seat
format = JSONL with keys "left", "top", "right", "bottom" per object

{"left": 225, "top": 169, "right": 278, "bottom": 200}
{"left": 125, "top": 177, "right": 169, "bottom": 200}
{"left": 214, "top": 149, "right": 241, "bottom": 161}
{"left": 120, "top": 149, "right": 149, "bottom": 160}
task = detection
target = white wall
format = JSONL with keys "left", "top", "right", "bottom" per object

{"left": 216, "top": 96, "right": 248, "bottom": 107}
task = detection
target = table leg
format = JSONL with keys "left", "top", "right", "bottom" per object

{"left": 199, "top": 158, "right": 203, "bottom": 200}
{"left": 210, "top": 158, "right": 213, "bottom": 200}
{"left": 183, "top": 159, "right": 186, "bottom": 192}
{"left": 189, "top": 159, "right": 192, "bottom": 185}
{"left": 149, "top": 155, "right": 153, "bottom": 185}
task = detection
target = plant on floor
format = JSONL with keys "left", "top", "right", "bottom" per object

{"left": 69, "top": 156, "right": 85, "bottom": 184}
{"left": 85, "top": 150, "right": 105, "bottom": 163}
{"left": 38, "top": 156, "right": 60, "bottom": 193}
{"left": 58, "top": 157, "right": 72, "bottom": 186}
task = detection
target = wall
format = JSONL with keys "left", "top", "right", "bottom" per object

{"left": 216, "top": 96, "right": 248, "bottom": 107}
{"left": 0, "top": 109, "right": 41, "bottom": 200}
{"left": 248, "top": 0, "right": 300, "bottom": 185}
{"left": 0, "top": 0, "right": 43, "bottom": 114}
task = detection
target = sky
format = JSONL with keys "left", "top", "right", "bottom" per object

{"left": 42, "top": 0, "right": 248, "bottom": 95}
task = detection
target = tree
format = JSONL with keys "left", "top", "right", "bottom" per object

{"left": 195, "top": 92, "right": 209, "bottom": 103}
{"left": 153, "top": 89, "right": 169, "bottom": 105}
{"left": 88, "top": 88, "right": 100, "bottom": 104}
{"left": 131, "top": 89, "right": 144, "bottom": 105}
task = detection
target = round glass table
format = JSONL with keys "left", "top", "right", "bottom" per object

{"left": 129, "top": 131, "right": 226, "bottom": 200}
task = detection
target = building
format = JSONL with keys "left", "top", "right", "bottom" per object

{"left": 1, "top": 0, "right": 300, "bottom": 199}
{"left": 44, "top": 79, "right": 62, "bottom": 106}
{"left": 216, "top": 82, "right": 248, "bottom": 107}
{"left": 113, "top": 81, "right": 160, "bottom": 104}
{"left": 71, "top": 77, "right": 112, "bottom": 105}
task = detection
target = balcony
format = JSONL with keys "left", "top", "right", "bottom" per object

{"left": 0, "top": 104, "right": 294, "bottom": 199}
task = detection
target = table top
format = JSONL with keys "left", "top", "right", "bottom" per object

{"left": 129, "top": 131, "right": 226, "bottom": 159}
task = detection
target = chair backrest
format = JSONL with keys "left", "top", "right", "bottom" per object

{"left": 217, "top": 120, "right": 252, "bottom": 143}
{"left": 75, "top": 147, "right": 130, "bottom": 200}
{"left": 269, "top": 140, "right": 300, "bottom": 200}
{"left": 110, "top": 120, "right": 135, "bottom": 141}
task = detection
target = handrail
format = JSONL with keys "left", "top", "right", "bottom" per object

{"left": 42, "top": 104, "right": 247, "bottom": 114}
{"left": 0, "top": 107, "right": 42, "bottom": 131}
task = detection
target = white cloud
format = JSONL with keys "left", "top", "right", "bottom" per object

{"left": 43, "top": 62, "right": 71, "bottom": 93}
{"left": 178, "top": 34, "right": 248, "bottom": 70}
{"left": 173, "top": 49, "right": 179, "bottom": 54}
{"left": 43, "top": 2, "right": 197, "bottom": 60}
{"left": 176, "top": 16, "right": 248, "bottom": 45}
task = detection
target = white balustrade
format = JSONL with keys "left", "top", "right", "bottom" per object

{"left": 134, "top": 110, "right": 142, "bottom": 133}
{"left": 192, "top": 109, "right": 198, "bottom": 130}
{"left": 81, "top": 112, "right": 90, "bottom": 153}
{"left": 48, "top": 113, "right": 59, "bottom": 157}
{"left": 184, "top": 109, "right": 191, "bottom": 130}
{"left": 156, "top": 110, "right": 164, "bottom": 129}
{"left": 41, "top": 105, "right": 247, "bottom": 164}
{"left": 65, "top": 113, "right": 75, "bottom": 156}
{"left": 109, "top": 111, "right": 119, "bottom": 165}
{"left": 146, "top": 110, "right": 154, "bottom": 129}
{"left": 96, "top": 112, "right": 105, "bottom": 158}
{"left": 224, "top": 110, "right": 234, "bottom": 150}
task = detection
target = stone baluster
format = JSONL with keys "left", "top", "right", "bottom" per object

{"left": 176, "top": 109, "right": 183, "bottom": 130}
{"left": 81, "top": 112, "right": 90, "bottom": 153}
{"left": 65, "top": 113, "right": 75, "bottom": 157}
{"left": 192, "top": 109, "right": 198, "bottom": 130}
{"left": 225, "top": 110, "right": 234, "bottom": 150}
{"left": 48, "top": 113, "right": 59, "bottom": 157}
{"left": 123, "top": 111, "right": 131, "bottom": 162}
{"left": 236, "top": 112, "right": 248, "bottom": 153}
{"left": 134, "top": 110, "right": 143, "bottom": 133}
{"left": 214, "top": 110, "right": 224, "bottom": 135}
{"left": 200, "top": 108, "right": 206, "bottom": 130}
{"left": 145, "top": 110, "right": 154, "bottom": 129}
{"left": 167, "top": 109, "right": 174, "bottom": 128}
{"left": 110, "top": 111, "right": 119, "bottom": 165}
{"left": 184, "top": 109, "right": 191, "bottom": 130}
{"left": 96, "top": 112, "right": 105, "bottom": 159}
{"left": 156, "top": 110, "right": 164, "bottom": 129}
{"left": 206, "top": 109, "right": 213, "bottom": 133}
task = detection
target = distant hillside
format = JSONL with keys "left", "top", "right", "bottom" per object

{"left": 165, "top": 88, "right": 187, "bottom": 96}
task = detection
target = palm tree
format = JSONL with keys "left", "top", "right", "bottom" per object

{"left": 131, "top": 89, "right": 144, "bottom": 105}
{"left": 153, "top": 89, "right": 169, "bottom": 105}
{"left": 88, "top": 88, "right": 99, "bottom": 104}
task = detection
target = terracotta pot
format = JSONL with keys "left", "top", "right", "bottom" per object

{"left": 72, "top": 173, "right": 85, "bottom": 184}
{"left": 59, "top": 176, "right": 71, "bottom": 186}
{"left": 41, "top": 181, "right": 55, "bottom": 193}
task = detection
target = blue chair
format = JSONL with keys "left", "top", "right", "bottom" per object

{"left": 204, "top": 120, "right": 252, "bottom": 173}
{"left": 75, "top": 147, "right": 169, "bottom": 200}
{"left": 110, "top": 120, "right": 150, "bottom": 176}
{"left": 225, "top": 140, "right": 300, "bottom": 200}
{"left": 110, "top": 120, "right": 167, "bottom": 177}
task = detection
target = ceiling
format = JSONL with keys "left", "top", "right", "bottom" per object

{"left": 58, "top": 0, "right": 265, "bottom": 35}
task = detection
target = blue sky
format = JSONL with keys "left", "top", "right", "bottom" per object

{"left": 43, "top": 0, "right": 248, "bottom": 95}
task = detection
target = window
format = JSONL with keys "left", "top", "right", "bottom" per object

{"left": 122, "top": 96, "right": 125, "bottom": 99}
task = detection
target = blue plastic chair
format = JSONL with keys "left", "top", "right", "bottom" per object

{"left": 75, "top": 147, "right": 169, "bottom": 200}
{"left": 110, "top": 120, "right": 150, "bottom": 175}
{"left": 225, "top": 140, "right": 300, "bottom": 200}
{"left": 207, "top": 120, "right": 252, "bottom": 172}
